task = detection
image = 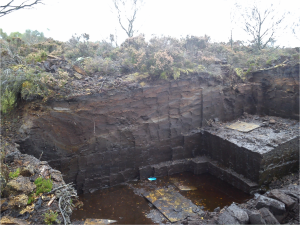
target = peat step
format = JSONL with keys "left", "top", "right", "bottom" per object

{"left": 139, "top": 156, "right": 258, "bottom": 193}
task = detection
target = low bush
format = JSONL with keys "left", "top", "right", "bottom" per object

{"left": 9, "top": 168, "right": 20, "bottom": 179}
{"left": 44, "top": 210, "right": 59, "bottom": 225}
{"left": 34, "top": 176, "right": 53, "bottom": 195}
{"left": 0, "top": 65, "right": 55, "bottom": 113}
{"left": 27, "top": 193, "right": 35, "bottom": 204}
{"left": 83, "top": 57, "right": 118, "bottom": 76}
{"left": 25, "top": 50, "right": 48, "bottom": 63}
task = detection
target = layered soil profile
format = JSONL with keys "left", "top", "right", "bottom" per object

{"left": 16, "top": 63, "right": 299, "bottom": 193}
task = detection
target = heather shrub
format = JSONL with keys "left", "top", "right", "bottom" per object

{"left": 44, "top": 210, "right": 59, "bottom": 225}
{"left": 121, "top": 34, "right": 147, "bottom": 50}
{"left": 83, "top": 57, "right": 118, "bottom": 76}
{"left": 40, "top": 69, "right": 69, "bottom": 88}
{"left": 1, "top": 66, "right": 50, "bottom": 113}
{"left": 1, "top": 88, "right": 16, "bottom": 113}
{"left": 32, "top": 39, "right": 64, "bottom": 55}
{"left": 184, "top": 35, "right": 210, "bottom": 56}
{"left": 150, "top": 50, "right": 174, "bottom": 76}
{"left": 64, "top": 33, "right": 98, "bottom": 61}
{"left": 25, "top": 50, "right": 48, "bottom": 63}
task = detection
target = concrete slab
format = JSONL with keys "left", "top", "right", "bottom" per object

{"left": 143, "top": 188, "right": 203, "bottom": 222}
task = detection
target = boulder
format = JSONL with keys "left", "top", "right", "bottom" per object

{"left": 5, "top": 176, "right": 36, "bottom": 195}
{"left": 280, "top": 184, "right": 300, "bottom": 201}
{"left": 246, "top": 209, "right": 266, "bottom": 224}
{"left": 217, "top": 210, "right": 240, "bottom": 224}
{"left": 20, "top": 165, "right": 35, "bottom": 177}
{"left": 73, "top": 65, "right": 87, "bottom": 76}
{"left": 227, "top": 203, "right": 249, "bottom": 224}
{"left": 268, "top": 189, "right": 296, "bottom": 210}
{"left": 0, "top": 216, "right": 29, "bottom": 225}
{"left": 8, "top": 194, "right": 28, "bottom": 208}
{"left": 269, "top": 119, "right": 276, "bottom": 124}
{"left": 255, "top": 194, "right": 285, "bottom": 216}
{"left": 50, "top": 170, "right": 63, "bottom": 182}
{"left": 5, "top": 152, "right": 19, "bottom": 163}
{"left": 43, "top": 61, "right": 51, "bottom": 71}
{"left": 74, "top": 72, "right": 82, "bottom": 79}
{"left": 259, "top": 208, "right": 280, "bottom": 224}
{"left": 1, "top": 198, "right": 9, "bottom": 212}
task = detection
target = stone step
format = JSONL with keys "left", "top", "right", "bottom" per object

{"left": 138, "top": 156, "right": 258, "bottom": 193}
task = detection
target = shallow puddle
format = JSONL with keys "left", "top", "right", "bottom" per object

{"left": 72, "top": 172, "right": 252, "bottom": 224}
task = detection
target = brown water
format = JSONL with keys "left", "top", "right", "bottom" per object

{"left": 72, "top": 172, "right": 252, "bottom": 224}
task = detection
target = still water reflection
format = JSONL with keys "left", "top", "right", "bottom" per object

{"left": 72, "top": 172, "right": 251, "bottom": 224}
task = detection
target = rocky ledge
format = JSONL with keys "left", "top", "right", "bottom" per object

{"left": 176, "top": 173, "right": 299, "bottom": 225}
{"left": 0, "top": 138, "right": 81, "bottom": 225}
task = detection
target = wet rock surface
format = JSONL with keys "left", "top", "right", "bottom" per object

{"left": 179, "top": 172, "right": 299, "bottom": 225}
{"left": 247, "top": 209, "right": 266, "bottom": 224}
{"left": 255, "top": 194, "right": 286, "bottom": 216}
{"left": 259, "top": 207, "right": 280, "bottom": 224}
{"left": 268, "top": 189, "right": 296, "bottom": 210}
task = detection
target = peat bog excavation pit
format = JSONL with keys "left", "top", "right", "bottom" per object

{"left": 12, "top": 63, "right": 299, "bottom": 224}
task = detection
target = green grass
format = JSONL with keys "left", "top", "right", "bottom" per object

{"left": 27, "top": 193, "right": 35, "bottom": 204}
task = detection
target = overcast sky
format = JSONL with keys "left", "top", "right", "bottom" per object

{"left": 1, "top": 0, "right": 299, "bottom": 47}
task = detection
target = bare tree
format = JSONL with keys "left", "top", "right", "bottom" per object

{"left": 112, "top": 0, "right": 144, "bottom": 37}
{"left": 291, "top": 11, "right": 300, "bottom": 41}
{"left": 229, "top": 9, "right": 236, "bottom": 50}
{"left": 0, "top": 0, "right": 43, "bottom": 17}
{"left": 235, "top": 1, "right": 290, "bottom": 50}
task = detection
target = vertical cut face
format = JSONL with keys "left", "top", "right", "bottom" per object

{"left": 204, "top": 116, "right": 299, "bottom": 185}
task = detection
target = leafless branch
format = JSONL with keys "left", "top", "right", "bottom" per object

{"left": 235, "top": 2, "right": 290, "bottom": 50}
{"left": 112, "top": 0, "right": 143, "bottom": 37}
{"left": 50, "top": 183, "right": 78, "bottom": 225}
{"left": 0, "top": 0, "right": 43, "bottom": 17}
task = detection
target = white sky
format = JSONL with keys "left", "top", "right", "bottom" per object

{"left": 0, "top": 0, "right": 299, "bottom": 47}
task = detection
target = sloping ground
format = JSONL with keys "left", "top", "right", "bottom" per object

{"left": 0, "top": 138, "right": 81, "bottom": 224}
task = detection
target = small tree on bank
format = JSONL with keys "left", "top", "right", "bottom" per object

{"left": 235, "top": 1, "right": 292, "bottom": 51}
{"left": 112, "top": 0, "right": 144, "bottom": 37}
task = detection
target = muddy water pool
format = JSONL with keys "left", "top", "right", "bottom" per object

{"left": 72, "top": 172, "right": 251, "bottom": 224}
